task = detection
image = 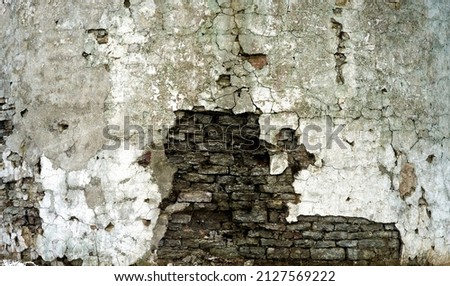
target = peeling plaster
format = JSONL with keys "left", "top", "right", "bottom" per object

{"left": 1, "top": 0, "right": 449, "bottom": 265}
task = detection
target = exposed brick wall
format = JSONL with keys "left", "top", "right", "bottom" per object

{"left": 157, "top": 110, "right": 401, "bottom": 265}
{"left": 0, "top": 79, "right": 44, "bottom": 262}
{"left": 0, "top": 178, "right": 44, "bottom": 261}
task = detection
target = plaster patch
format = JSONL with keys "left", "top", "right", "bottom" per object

{"left": 270, "top": 152, "right": 289, "bottom": 175}
{"left": 37, "top": 152, "right": 161, "bottom": 265}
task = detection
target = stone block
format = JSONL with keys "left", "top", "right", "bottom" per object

{"left": 175, "top": 163, "right": 193, "bottom": 171}
{"left": 276, "top": 194, "right": 298, "bottom": 201}
{"left": 294, "top": 239, "right": 315, "bottom": 248}
{"left": 282, "top": 231, "right": 302, "bottom": 240}
{"left": 229, "top": 165, "right": 250, "bottom": 175}
{"left": 290, "top": 248, "right": 310, "bottom": 259}
{"left": 287, "top": 222, "right": 312, "bottom": 231}
{"left": 198, "top": 239, "right": 226, "bottom": 248}
{"left": 324, "top": 231, "right": 348, "bottom": 240}
{"left": 360, "top": 224, "right": 384, "bottom": 232}
{"left": 312, "top": 222, "right": 335, "bottom": 232}
{"left": 316, "top": 240, "right": 336, "bottom": 248}
{"left": 225, "top": 185, "right": 255, "bottom": 193}
{"left": 259, "top": 185, "right": 293, "bottom": 193}
{"left": 336, "top": 240, "right": 358, "bottom": 248}
{"left": 171, "top": 214, "right": 192, "bottom": 224}
{"left": 193, "top": 211, "right": 229, "bottom": 222}
{"left": 178, "top": 191, "right": 212, "bottom": 203}
{"left": 261, "top": 238, "right": 292, "bottom": 247}
{"left": 167, "top": 223, "right": 182, "bottom": 231}
{"left": 231, "top": 192, "right": 259, "bottom": 201}
{"left": 240, "top": 222, "right": 258, "bottom": 229}
{"left": 198, "top": 165, "right": 229, "bottom": 175}
{"left": 373, "top": 231, "right": 395, "bottom": 238}
{"left": 311, "top": 248, "right": 345, "bottom": 260}
{"left": 184, "top": 153, "right": 210, "bottom": 164}
{"left": 210, "top": 247, "right": 239, "bottom": 258}
{"left": 267, "top": 247, "right": 290, "bottom": 259}
{"left": 182, "top": 173, "right": 215, "bottom": 183}
{"left": 302, "top": 231, "right": 323, "bottom": 240}
{"left": 358, "top": 239, "right": 386, "bottom": 249}
{"left": 196, "top": 142, "right": 227, "bottom": 151}
{"left": 250, "top": 165, "right": 268, "bottom": 176}
{"left": 209, "top": 153, "right": 235, "bottom": 165}
{"left": 248, "top": 230, "right": 275, "bottom": 238}
{"left": 239, "top": 246, "right": 266, "bottom": 259}
{"left": 216, "top": 175, "right": 236, "bottom": 185}
{"left": 232, "top": 208, "right": 266, "bottom": 223}
{"left": 348, "top": 232, "right": 375, "bottom": 239}
{"left": 234, "top": 237, "right": 259, "bottom": 246}
{"left": 334, "top": 223, "right": 361, "bottom": 232}
{"left": 261, "top": 223, "right": 286, "bottom": 231}
{"left": 347, "top": 249, "right": 376, "bottom": 260}
{"left": 192, "top": 203, "right": 218, "bottom": 211}
{"left": 320, "top": 216, "right": 348, "bottom": 223}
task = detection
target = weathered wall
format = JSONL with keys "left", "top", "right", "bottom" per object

{"left": 157, "top": 110, "right": 401, "bottom": 265}
{"left": 0, "top": 0, "right": 449, "bottom": 265}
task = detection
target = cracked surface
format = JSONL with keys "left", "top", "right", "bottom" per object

{"left": 0, "top": 0, "right": 449, "bottom": 265}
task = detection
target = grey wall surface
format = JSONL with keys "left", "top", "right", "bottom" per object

{"left": 0, "top": 0, "right": 449, "bottom": 265}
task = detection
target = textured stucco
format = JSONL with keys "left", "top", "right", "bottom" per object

{"left": 0, "top": 0, "right": 449, "bottom": 265}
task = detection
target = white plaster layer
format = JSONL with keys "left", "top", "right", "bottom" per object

{"left": 36, "top": 153, "right": 160, "bottom": 265}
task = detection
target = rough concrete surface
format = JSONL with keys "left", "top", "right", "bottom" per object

{"left": 0, "top": 0, "right": 449, "bottom": 265}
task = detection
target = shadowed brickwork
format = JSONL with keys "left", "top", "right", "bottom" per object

{"left": 157, "top": 110, "right": 401, "bottom": 265}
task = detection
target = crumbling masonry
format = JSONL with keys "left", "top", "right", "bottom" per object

{"left": 0, "top": 1, "right": 449, "bottom": 265}
{"left": 157, "top": 110, "right": 401, "bottom": 265}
